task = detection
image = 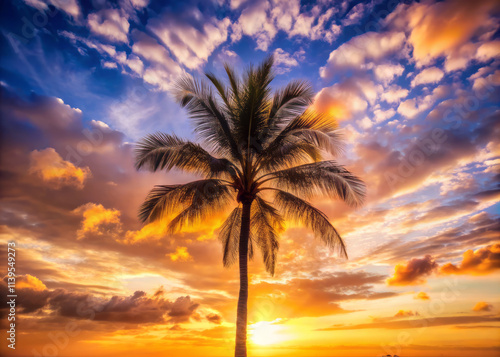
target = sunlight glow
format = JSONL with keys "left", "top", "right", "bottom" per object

{"left": 249, "top": 320, "right": 291, "bottom": 346}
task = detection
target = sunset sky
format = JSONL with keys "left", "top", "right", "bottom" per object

{"left": 0, "top": 0, "right": 499, "bottom": 356}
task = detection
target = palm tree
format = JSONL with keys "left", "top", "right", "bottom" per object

{"left": 135, "top": 56, "right": 365, "bottom": 357}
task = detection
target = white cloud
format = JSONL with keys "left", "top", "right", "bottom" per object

{"left": 23, "top": 0, "right": 81, "bottom": 18}
{"left": 411, "top": 66, "right": 444, "bottom": 87}
{"left": 320, "top": 32, "right": 406, "bottom": 79}
{"left": 273, "top": 48, "right": 304, "bottom": 74}
{"left": 381, "top": 85, "right": 409, "bottom": 104}
{"left": 88, "top": 9, "right": 130, "bottom": 43}
{"left": 374, "top": 63, "right": 405, "bottom": 84}
{"left": 149, "top": 10, "right": 230, "bottom": 69}
{"left": 232, "top": 0, "right": 340, "bottom": 50}
{"left": 476, "top": 41, "right": 500, "bottom": 62}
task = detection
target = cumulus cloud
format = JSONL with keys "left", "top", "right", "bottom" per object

{"left": 232, "top": 0, "right": 340, "bottom": 50}
{"left": 273, "top": 48, "right": 304, "bottom": 74}
{"left": 411, "top": 66, "right": 445, "bottom": 87}
{"left": 314, "top": 77, "right": 381, "bottom": 121}
{"left": 380, "top": 85, "right": 409, "bottom": 104}
{"left": 289, "top": 7, "right": 340, "bottom": 43}
{"left": 206, "top": 313, "right": 222, "bottom": 324}
{"left": 320, "top": 32, "right": 406, "bottom": 79}
{"left": 73, "top": 203, "right": 122, "bottom": 240}
{"left": 23, "top": 0, "right": 81, "bottom": 18}
{"left": 387, "top": 255, "right": 438, "bottom": 286}
{"left": 148, "top": 10, "right": 230, "bottom": 69}
{"left": 374, "top": 63, "right": 405, "bottom": 84}
{"left": 0, "top": 276, "right": 199, "bottom": 324}
{"left": 440, "top": 244, "right": 500, "bottom": 275}
{"left": 414, "top": 292, "right": 430, "bottom": 300}
{"left": 88, "top": 9, "right": 130, "bottom": 43}
{"left": 473, "top": 301, "right": 493, "bottom": 312}
{"left": 387, "top": 0, "right": 500, "bottom": 68}
{"left": 169, "top": 247, "right": 193, "bottom": 262}
{"left": 394, "top": 310, "right": 419, "bottom": 317}
{"left": 29, "top": 148, "right": 91, "bottom": 189}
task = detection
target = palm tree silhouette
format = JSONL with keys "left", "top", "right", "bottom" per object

{"left": 135, "top": 56, "right": 365, "bottom": 357}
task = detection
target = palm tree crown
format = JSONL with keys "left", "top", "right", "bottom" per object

{"left": 135, "top": 56, "right": 365, "bottom": 357}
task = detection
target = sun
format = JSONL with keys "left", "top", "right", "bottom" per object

{"left": 249, "top": 320, "right": 290, "bottom": 346}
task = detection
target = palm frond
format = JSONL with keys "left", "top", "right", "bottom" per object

{"left": 172, "top": 76, "right": 241, "bottom": 161}
{"left": 251, "top": 197, "right": 284, "bottom": 275}
{"left": 263, "top": 161, "right": 366, "bottom": 207}
{"left": 257, "top": 137, "right": 322, "bottom": 172}
{"left": 263, "top": 109, "right": 344, "bottom": 158}
{"left": 139, "top": 179, "right": 232, "bottom": 224}
{"left": 274, "top": 190, "right": 347, "bottom": 259}
{"left": 135, "top": 133, "right": 238, "bottom": 178}
{"left": 233, "top": 55, "right": 274, "bottom": 154}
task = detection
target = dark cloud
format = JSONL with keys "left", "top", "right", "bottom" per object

{"left": 205, "top": 313, "right": 222, "bottom": 324}
{"left": 386, "top": 255, "right": 438, "bottom": 286}
{"left": 0, "top": 277, "right": 199, "bottom": 325}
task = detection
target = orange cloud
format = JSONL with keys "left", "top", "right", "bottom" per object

{"left": 29, "top": 148, "right": 91, "bottom": 189}
{"left": 394, "top": 310, "right": 419, "bottom": 317}
{"left": 414, "top": 292, "right": 430, "bottom": 300}
{"left": 15, "top": 274, "right": 47, "bottom": 291}
{"left": 387, "top": 255, "right": 438, "bottom": 286}
{"left": 402, "top": 0, "right": 499, "bottom": 67}
{"left": 473, "top": 301, "right": 493, "bottom": 312}
{"left": 440, "top": 243, "right": 500, "bottom": 275}
{"left": 73, "top": 203, "right": 122, "bottom": 240}
{"left": 169, "top": 247, "right": 193, "bottom": 262}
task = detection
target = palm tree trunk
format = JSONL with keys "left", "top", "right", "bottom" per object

{"left": 234, "top": 201, "right": 251, "bottom": 357}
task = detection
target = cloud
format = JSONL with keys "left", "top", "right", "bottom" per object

{"left": 411, "top": 66, "right": 445, "bottom": 87}
{"left": 232, "top": 0, "right": 340, "bottom": 50}
{"left": 440, "top": 243, "right": 500, "bottom": 275}
{"left": 148, "top": 9, "right": 230, "bottom": 69}
{"left": 374, "top": 63, "right": 405, "bottom": 84}
{"left": 387, "top": 0, "right": 500, "bottom": 68}
{"left": 289, "top": 7, "right": 340, "bottom": 43}
{"left": 380, "top": 85, "right": 409, "bottom": 104}
{"left": 473, "top": 302, "right": 493, "bottom": 312}
{"left": 387, "top": 255, "right": 438, "bottom": 286}
{"left": 320, "top": 31, "right": 406, "bottom": 79}
{"left": 250, "top": 271, "right": 397, "bottom": 319}
{"left": 341, "top": 2, "right": 372, "bottom": 26}
{"left": 23, "top": 0, "right": 81, "bottom": 18}
{"left": 73, "top": 203, "right": 122, "bottom": 240}
{"left": 314, "top": 77, "right": 381, "bottom": 121}
{"left": 0, "top": 276, "right": 200, "bottom": 324}
{"left": 394, "top": 310, "right": 419, "bottom": 317}
{"left": 29, "top": 148, "right": 91, "bottom": 189}
{"left": 320, "top": 315, "right": 500, "bottom": 331}
{"left": 131, "top": 30, "right": 181, "bottom": 75}
{"left": 206, "top": 313, "right": 222, "bottom": 324}
{"left": 169, "top": 247, "right": 193, "bottom": 262}
{"left": 414, "top": 292, "right": 430, "bottom": 300}
{"left": 87, "top": 9, "right": 130, "bottom": 43}
{"left": 273, "top": 48, "right": 304, "bottom": 74}
{"left": 15, "top": 274, "right": 47, "bottom": 291}
{"left": 476, "top": 41, "right": 500, "bottom": 62}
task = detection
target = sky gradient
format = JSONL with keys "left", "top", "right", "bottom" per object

{"left": 0, "top": 0, "right": 499, "bottom": 356}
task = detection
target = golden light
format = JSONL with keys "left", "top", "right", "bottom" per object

{"left": 249, "top": 320, "right": 290, "bottom": 346}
